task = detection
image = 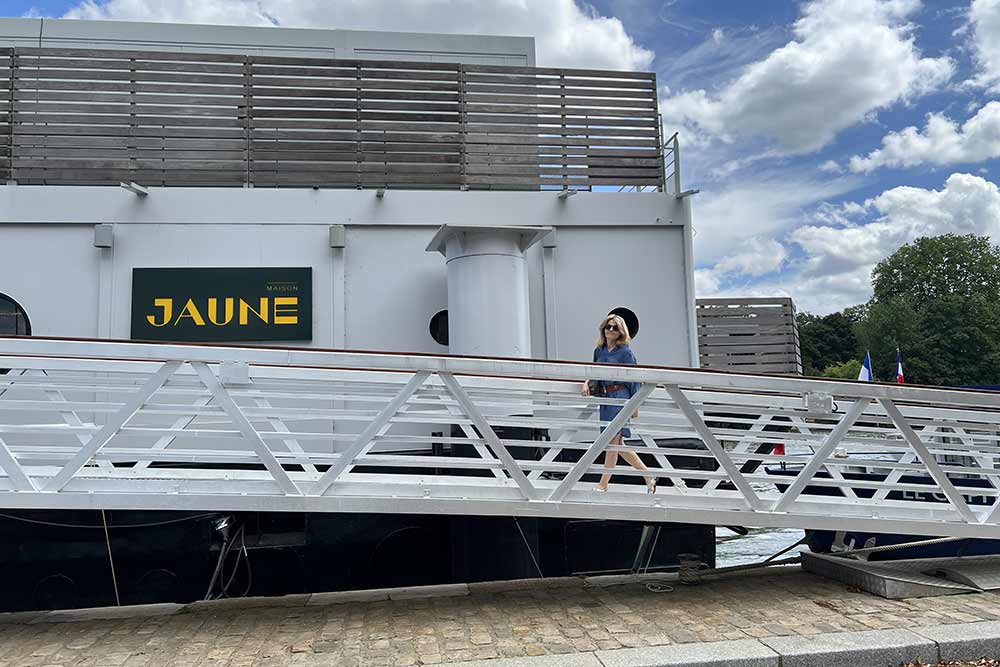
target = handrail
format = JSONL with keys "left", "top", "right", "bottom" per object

{"left": 1, "top": 336, "right": 999, "bottom": 539}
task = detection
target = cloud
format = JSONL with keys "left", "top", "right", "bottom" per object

{"left": 695, "top": 173, "right": 1000, "bottom": 314}
{"left": 62, "top": 0, "right": 654, "bottom": 71}
{"left": 660, "top": 0, "right": 953, "bottom": 154}
{"left": 969, "top": 0, "right": 1000, "bottom": 91}
{"left": 848, "top": 102, "right": 1000, "bottom": 172}
{"left": 693, "top": 174, "right": 859, "bottom": 263}
{"left": 694, "top": 237, "right": 788, "bottom": 297}
{"left": 790, "top": 173, "right": 1000, "bottom": 310}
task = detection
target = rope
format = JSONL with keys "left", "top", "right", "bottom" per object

{"left": 609, "top": 534, "right": 970, "bottom": 593}
{"left": 513, "top": 517, "right": 544, "bottom": 578}
{"left": 0, "top": 511, "right": 219, "bottom": 529}
{"left": 101, "top": 510, "right": 121, "bottom": 606}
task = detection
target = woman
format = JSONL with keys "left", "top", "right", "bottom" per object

{"left": 581, "top": 314, "right": 656, "bottom": 493}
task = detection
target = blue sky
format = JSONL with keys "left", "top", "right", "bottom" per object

{"left": 5, "top": 0, "right": 1000, "bottom": 314}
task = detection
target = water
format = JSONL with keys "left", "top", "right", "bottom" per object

{"left": 715, "top": 526, "right": 809, "bottom": 567}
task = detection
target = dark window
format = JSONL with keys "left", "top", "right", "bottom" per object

{"left": 0, "top": 293, "right": 30, "bottom": 336}
{"left": 429, "top": 309, "right": 449, "bottom": 346}
{"left": 608, "top": 306, "right": 638, "bottom": 339}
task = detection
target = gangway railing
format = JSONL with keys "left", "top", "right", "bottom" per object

{"left": 1, "top": 337, "right": 999, "bottom": 539}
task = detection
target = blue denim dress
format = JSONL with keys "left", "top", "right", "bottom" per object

{"left": 593, "top": 345, "right": 640, "bottom": 438}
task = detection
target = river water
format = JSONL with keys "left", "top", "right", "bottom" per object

{"left": 715, "top": 526, "right": 810, "bottom": 567}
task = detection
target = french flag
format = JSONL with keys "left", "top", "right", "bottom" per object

{"left": 858, "top": 351, "right": 874, "bottom": 382}
{"left": 896, "top": 349, "right": 904, "bottom": 384}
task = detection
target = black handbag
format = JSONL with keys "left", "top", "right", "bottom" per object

{"left": 587, "top": 379, "right": 603, "bottom": 396}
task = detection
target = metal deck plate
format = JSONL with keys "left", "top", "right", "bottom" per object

{"left": 803, "top": 552, "right": 1000, "bottom": 599}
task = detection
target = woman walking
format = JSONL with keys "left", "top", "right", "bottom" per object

{"left": 581, "top": 314, "right": 655, "bottom": 493}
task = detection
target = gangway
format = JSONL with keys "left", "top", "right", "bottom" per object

{"left": 1, "top": 337, "right": 999, "bottom": 540}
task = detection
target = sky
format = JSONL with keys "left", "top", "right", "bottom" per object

{"left": 4, "top": 0, "right": 1000, "bottom": 315}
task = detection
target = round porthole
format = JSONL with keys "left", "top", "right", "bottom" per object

{"left": 429, "top": 309, "right": 449, "bottom": 346}
{"left": 608, "top": 307, "right": 638, "bottom": 339}
{"left": 0, "top": 292, "right": 30, "bottom": 336}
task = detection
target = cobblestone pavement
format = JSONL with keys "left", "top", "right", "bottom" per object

{"left": 4, "top": 568, "right": 1000, "bottom": 667}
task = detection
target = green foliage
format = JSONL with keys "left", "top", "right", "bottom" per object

{"left": 859, "top": 295, "right": 1000, "bottom": 385}
{"left": 857, "top": 234, "right": 1000, "bottom": 386}
{"left": 797, "top": 309, "right": 861, "bottom": 376}
{"left": 820, "top": 358, "right": 861, "bottom": 379}
{"left": 793, "top": 235, "right": 1000, "bottom": 386}
{"left": 871, "top": 234, "right": 1000, "bottom": 303}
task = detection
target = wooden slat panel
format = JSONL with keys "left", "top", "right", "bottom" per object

{"left": 700, "top": 344, "right": 800, "bottom": 356}
{"left": 17, "top": 57, "right": 246, "bottom": 75}
{"left": 463, "top": 73, "right": 655, "bottom": 90}
{"left": 697, "top": 297, "right": 801, "bottom": 376}
{"left": 18, "top": 79, "right": 247, "bottom": 96}
{"left": 15, "top": 125, "right": 247, "bottom": 139}
{"left": 462, "top": 63, "right": 655, "bottom": 79}
{"left": 463, "top": 83, "right": 655, "bottom": 99}
{"left": 698, "top": 297, "right": 796, "bottom": 306}
{"left": 5, "top": 46, "right": 663, "bottom": 190}
{"left": 464, "top": 102, "right": 655, "bottom": 119}
{"left": 16, "top": 47, "right": 248, "bottom": 63}
{"left": 463, "top": 92, "right": 655, "bottom": 109}
{"left": 18, "top": 69, "right": 248, "bottom": 86}
{"left": 465, "top": 133, "right": 659, "bottom": 148}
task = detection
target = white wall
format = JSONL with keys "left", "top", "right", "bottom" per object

{"left": 0, "top": 224, "right": 99, "bottom": 337}
{"left": 553, "top": 226, "right": 690, "bottom": 367}
{"left": 0, "top": 186, "right": 695, "bottom": 366}
{"left": 0, "top": 17, "right": 535, "bottom": 65}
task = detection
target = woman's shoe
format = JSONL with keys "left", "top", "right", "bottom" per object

{"left": 595, "top": 485, "right": 607, "bottom": 493}
{"left": 646, "top": 478, "right": 657, "bottom": 494}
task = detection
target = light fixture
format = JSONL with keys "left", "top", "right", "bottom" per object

{"left": 120, "top": 181, "right": 149, "bottom": 197}
{"left": 557, "top": 189, "right": 577, "bottom": 200}
{"left": 376, "top": 187, "right": 385, "bottom": 199}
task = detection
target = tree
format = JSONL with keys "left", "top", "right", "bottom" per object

{"left": 861, "top": 235, "right": 1000, "bottom": 386}
{"left": 820, "top": 359, "right": 861, "bottom": 379}
{"left": 798, "top": 309, "right": 861, "bottom": 376}
{"left": 871, "top": 234, "right": 1000, "bottom": 303}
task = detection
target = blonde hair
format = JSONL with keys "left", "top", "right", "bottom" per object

{"left": 596, "top": 314, "right": 631, "bottom": 348}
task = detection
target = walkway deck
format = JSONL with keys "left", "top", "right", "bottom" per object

{"left": 4, "top": 337, "right": 1000, "bottom": 539}
{"left": 4, "top": 568, "right": 1000, "bottom": 667}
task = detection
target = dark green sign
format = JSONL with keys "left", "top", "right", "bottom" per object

{"left": 131, "top": 267, "right": 312, "bottom": 342}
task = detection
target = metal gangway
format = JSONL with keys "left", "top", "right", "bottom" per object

{"left": 1, "top": 337, "right": 999, "bottom": 540}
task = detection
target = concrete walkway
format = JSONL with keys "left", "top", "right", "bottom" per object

{"left": 3, "top": 568, "right": 1000, "bottom": 666}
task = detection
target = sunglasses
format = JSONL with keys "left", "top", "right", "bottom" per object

{"left": 604, "top": 324, "right": 619, "bottom": 332}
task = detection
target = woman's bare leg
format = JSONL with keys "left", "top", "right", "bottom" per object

{"left": 619, "top": 450, "right": 655, "bottom": 487}
{"left": 597, "top": 434, "right": 622, "bottom": 490}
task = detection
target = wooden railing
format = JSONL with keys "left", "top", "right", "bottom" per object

{"left": 0, "top": 47, "right": 664, "bottom": 191}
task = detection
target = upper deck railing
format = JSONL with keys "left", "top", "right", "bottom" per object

{"left": 0, "top": 48, "right": 665, "bottom": 191}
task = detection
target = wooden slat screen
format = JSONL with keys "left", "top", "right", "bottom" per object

{"left": 696, "top": 297, "right": 803, "bottom": 375}
{"left": 4, "top": 47, "right": 663, "bottom": 190}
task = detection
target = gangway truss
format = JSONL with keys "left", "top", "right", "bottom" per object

{"left": 1, "top": 337, "right": 999, "bottom": 540}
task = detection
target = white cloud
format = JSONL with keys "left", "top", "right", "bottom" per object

{"left": 695, "top": 173, "right": 1000, "bottom": 314}
{"left": 62, "top": 0, "right": 654, "bottom": 71}
{"left": 661, "top": 0, "right": 953, "bottom": 154}
{"left": 791, "top": 173, "right": 1000, "bottom": 310}
{"left": 849, "top": 102, "right": 1000, "bottom": 172}
{"left": 693, "top": 174, "right": 858, "bottom": 263}
{"left": 819, "top": 160, "right": 843, "bottom": 173}
{"left": 969, "top": 0, "right": 1000, "bottom": 91}
{"left": 695, "top": 237, "right": 788, "bottom": 297}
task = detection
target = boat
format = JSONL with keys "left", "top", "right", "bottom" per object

{"left": 0, "top": 17, "right": 712, "bottom": 611}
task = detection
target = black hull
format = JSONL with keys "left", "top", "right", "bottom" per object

{"left": 0, "top": 510, "right": 714, "bottom": 612}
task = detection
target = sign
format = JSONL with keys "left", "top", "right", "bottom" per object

{"left": 131, "top": 267, "right": 312, "bottom": 342}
